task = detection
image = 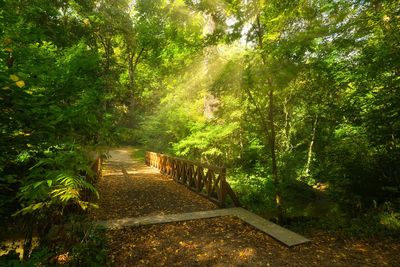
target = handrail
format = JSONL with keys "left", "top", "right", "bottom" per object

{"left": 145, "top": 151, "right": 240, "bottom": 207}
{"left": 90, "top": 156, "right": 102, "bottom": 178}
{"left": 79, "top": 154, "right": 103, "bottom": 204}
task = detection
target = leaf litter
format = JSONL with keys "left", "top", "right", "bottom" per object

{"left": 93, "top": 149, "right": 400, "bottom": 266}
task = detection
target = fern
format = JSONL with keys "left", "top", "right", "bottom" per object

{"left": 14, "top": 147, "right": 99, "bottom": 216}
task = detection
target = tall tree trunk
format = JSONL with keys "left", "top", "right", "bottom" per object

{"left": 128, "top": 50, "right": 136, "bottom": 90}
{"left": 303, "top": 115, "right": 318, "bottom": 179}
{"left": 128, "top": 47, "right": 145, "bottom": 105}
{"left": 283, "top": 97, "right": 291, "bottom": 151}
{"left": 256, "top": 14, "right": 284, "bottom": 224}
{"left": 268, "top": 87, "right": 284, "bottom": 224}
{"left": 98, "top": 35, "right": 112, "bottom": 73}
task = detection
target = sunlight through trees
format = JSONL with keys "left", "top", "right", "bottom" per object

{"left": 1, "top": 0, "right": 399, "bottom": 264}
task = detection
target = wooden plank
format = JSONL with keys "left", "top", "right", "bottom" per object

{"left": 96, "top": 209, "right": 233, "bottom": 230}
{"left": 230, "top": 208, "right": 310, "bottom": 247}
{"left": 96, "top": 207, "right": 310, "bottom": 247}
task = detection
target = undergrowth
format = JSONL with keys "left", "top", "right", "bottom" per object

{"left": 228, "top": 169, "right": 400, "bottom": 239}
{"left": 0, "top": 215, "right": 108, "bottom": 266}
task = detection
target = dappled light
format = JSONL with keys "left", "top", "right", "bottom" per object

{"left": 1, "top": 0, "right": 399, "bottom": 265}
{"left": 162, "top": 42, "right": 245, "bottom": 111}
{"left": 0, "top": 238, "right": 39, "bottom": 261}
{"left": 91, "top": 148, "right": 217, "bottom": 221}
{"left": 237, "top": 247, "right": 255, "bottom": 259}
{"left": 106, "top": 216, "right": 399, "bottom": 266}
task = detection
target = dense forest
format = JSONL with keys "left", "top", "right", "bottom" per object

{"left": 1, "top": 0, "right": 399, "bottom": 265}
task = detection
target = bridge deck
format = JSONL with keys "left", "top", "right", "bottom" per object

{"left": 97, "top": 207, "right": 310, "bottom": 247}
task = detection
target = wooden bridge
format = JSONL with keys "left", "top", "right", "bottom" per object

{"left": 94, "top": 149, "right": 310, "bottom": 248}
{"left": 145, "top": 151, "right": 240, "bottom": 208}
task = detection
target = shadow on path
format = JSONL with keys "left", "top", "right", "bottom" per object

{"left": 91, "top": 148, "right": 217, "bottom": 221}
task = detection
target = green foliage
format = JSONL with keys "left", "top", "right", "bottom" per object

{"left": 15, "top": 147, "right": 99, "bottom": 217}
{"left": 0, "top": 247, "right": 53, "bottom": 267}
{"left": 131, "top": 147, "right": 146, "bottom": 162}
{"left": 1, "top": 0, "right": 400, "bottom": 259}
{"left": 0, "top": 0, "right": 134, "bottom": 263}
{"left": 173, "top": 121, "right": 240, "bottom": 164}
{"left": 0, "top": 220, "right": 108, "bottom": 266}
{"left": 228, "top": 168, "right": 275, "bottom": 216}
{"left": 288, "top": 201, "right": 400, "bottom": 239}
{"left": 68, "top": 225, "right": 108, "bottom": 266}
{"left": 138, "top": 0, "right": 400, "bottom": 229}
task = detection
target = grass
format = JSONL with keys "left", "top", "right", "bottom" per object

{"left": 131, "top": 147, "right": 146, "bottom": 162}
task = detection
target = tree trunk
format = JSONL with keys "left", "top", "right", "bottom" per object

{"left": 268, "top": 87, "right": 284, "bottom": 225}
{"left": 128, "top": 50, "right": 135, "bottom": 90}
{"left": 255, "top": 14, "right": 284, "bottom": 224}
{"left": 303, "top": 115, "right": 318, "bottom": 179}
{"left": 128, "top": 47, "right": 144, "bottom": 106}
{"left": 283, "top": 97, "right": 291, "bottom": 151}
{"left": 99, "top": 35, "right": 112, "bottom": 72}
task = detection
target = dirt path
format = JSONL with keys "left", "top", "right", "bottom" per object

{"left": 107, "top": 216, "right": 399, "bottom": 267}
{"left": 94, "top": 148, "right": 399, "bottom": 267}
{"left": 91, "top": 148, "right": 217, "bottom": 221}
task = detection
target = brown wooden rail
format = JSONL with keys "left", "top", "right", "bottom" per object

{"left": 70, "top": 154, "right": 103, "bottom": 210}
{"left": 90, "top": 156, "right": 102, "bottom": 178}
{"left": 145, "top": 151, "right": 240, "bottom": 207}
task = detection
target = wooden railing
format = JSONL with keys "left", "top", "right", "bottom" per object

{"left": 90, "top": 156, "right": 102, "bottom": 179}
{"left": 145, "top": 151, "right": 240, "bottom": 207}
